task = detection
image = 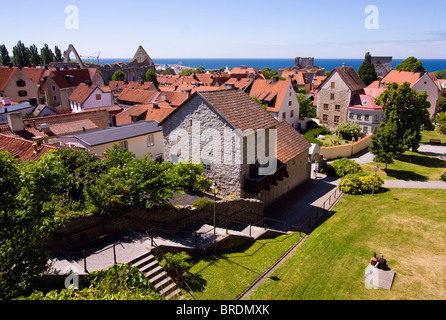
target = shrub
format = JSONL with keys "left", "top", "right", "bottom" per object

{"left": 159, "top": 252, "right": 192, "bottom": 281}
{"left": 322, "top": 158, "right": 363, "bottom": 178}
{"left": 335, "top": 122, "right": 362, "bottom": 140}
{"left": 339, "top": 173, "right": 384, "bottom": 195}
{"left": 191, "top": 197, "right": 213, "bottom": 210}
{"left": 304, "top": 126, "right": 331, "bottom": 146}
{"left": 441, "top": 172, "right": 446, "bottom": 182}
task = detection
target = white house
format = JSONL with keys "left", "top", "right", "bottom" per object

{"left": 68, "top": 82, "right": 113, "bottom": 113}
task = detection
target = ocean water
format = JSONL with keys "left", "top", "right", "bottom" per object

{"left": 95, "top": 58, "right": 446, "bottom": 73}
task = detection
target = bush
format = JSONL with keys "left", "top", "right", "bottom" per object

{"left": 322, "top": 158, "right": 363, "bottom": 178}
{"left": 159, "top": 252, "right": 192, "bottom": 281}
{"left": 191, "top": 197, "right": 213, "bottom": 210}
{"left": 304, "top": 126, "right": 331, "bottom": 146}
{"left": 441, "top": 172, "right": 446, "bottom": 182}
{"left": 335, "top": 122, "right": 362, "bottom": 140}
{"left": 339, "top": 173, "right": 384, "bottom": 195}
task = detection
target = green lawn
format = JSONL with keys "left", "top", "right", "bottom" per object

{"left": 421, "top": 128, "right": 446, "bottom": 144}
{"left": 186, "top": 232, "right": 303, "bottom": 300}
{"left": 247, "top": 189, "right": 446, "bottom": 300}
{"left": 320, "top": 134, "right": 355, "bottom": 147}
{"left": 362, "top": 151, "right": 446, "bottom": 181}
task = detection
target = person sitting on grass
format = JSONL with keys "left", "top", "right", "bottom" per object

{"left": 375, "top": 254, "right": 389, "bottom": 270}
{"left": 370, "top": 253, "right": 378, "bottom": 267}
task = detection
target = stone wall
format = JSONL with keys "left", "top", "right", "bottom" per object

{"left": 320, "top": 134, "right": 373, "bottom": 160}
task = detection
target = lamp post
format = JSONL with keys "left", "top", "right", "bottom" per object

{"left": 210, "top": 182, "right": 219, "bottom": 255}
{"left": 372, "top": 165, "right": 379, "bottom": 196}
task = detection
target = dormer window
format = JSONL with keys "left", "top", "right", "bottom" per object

{"left": 16, "top": 79, "right": 26, "bottom": 87}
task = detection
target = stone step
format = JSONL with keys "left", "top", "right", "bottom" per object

{"left": 160, "top": 282, "right": 177, "bottom": 296}
{"left": 148, "top": 270, "right": 167, "bottom": 284}
{"left": 132, "top": 254, "right": 156, "bottom": 269}
{"left": 154, "top": 276, "right": 172, "bottom": 290}
{"left": 139, "top": 259, "right": 159, "bottom": 273}
{"left": 144, "top": 265, "right": 163, "bottom": 278}
{"left": 166, "top": 288, "right": 183, "bottom": 300}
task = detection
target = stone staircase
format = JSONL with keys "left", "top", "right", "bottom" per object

{"left": 128, "top": 252, "right": 185, "bottom": 301}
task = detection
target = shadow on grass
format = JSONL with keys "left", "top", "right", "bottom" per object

{"left": 384, "top": 169, "right": 428, "bottom": 181}
{"left": 397, "top": 153, "right": 446, "bottom": 169}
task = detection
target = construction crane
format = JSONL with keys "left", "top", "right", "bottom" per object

{"left": 80, "top": 52, "right": 101, "bottom": 64}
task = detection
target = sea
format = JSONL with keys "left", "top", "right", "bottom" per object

{"left": 94, "top": 58, "right": 446, "bottom": 73}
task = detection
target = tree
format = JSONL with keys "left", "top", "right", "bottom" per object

{"left": 395, "top": 57, "right": 427, "bottom": 73}
{"left": 40, "top": 43, "right": 54, "bottom": 66}
{"left": 11, "top": 41, "right": 30, "bottom": 66}
{"left": 296, "top": 92, "right": 316, "bottom": 119}
{"left": 179, "top": 69, "right": 194, "bottom": 76}
{"left": 111, "top": 69, "right": 125, "bottom": 81}
{"left": 434, "top": 112, "right": 446, "bottom": 135}
{"left": 54, "top": 45, "right": 63, "bottom": 62}
{"left": 357, "top": 52, "right": 378, "bottom": 86}
{"left": 144, "top": 69, "right": 159, "bottom": 88}
{"left": 335, "top": 121, "right": 362, "bottom": 140}
{"left": 0, "top": 151, "right": 70, "bottom": 298}
{"left": 375, "top": 82, "right": 431, "bottom": 151}
{"left": 438, "top": 96, "right": 446, "bottom": 113}
{"left": 369, "top": 121, "right": 407, "bottom": 170}
{"left": 0, "top": 44, "right": 10, "bottom": 66}
{"left": 162, "top": 67, "right": 176, "bottom": 75}
{"left": 29, "top": 44, "right": 40, "bottom": 66}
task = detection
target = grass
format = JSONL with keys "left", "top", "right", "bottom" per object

{"left": 421, "top": 128, "right": 446, "bottom": 144}
{"left": 361, "top": 151, "right": 446, "bottom": 181}
{"left": 186, "top": 232, "right": 303, "bottom": 300}
{"left": 319, "top": 134, "right": 355, "bottom": 147}
{"left": 247, "top": 189, "right": 446, "bottom": 300}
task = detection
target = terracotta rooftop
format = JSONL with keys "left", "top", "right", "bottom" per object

{"left": 0, "top": 109, "right": 111, "bottom": 140}
{"left": 108, "top": 80, "right": 157, "bottom": 92}
{"left": 115, "top": 102, "right": 175, "bottom": 125}
{"left": 0, "top": 67, "right": 17, "bottom": 91}
{"left": 48, "top": 68, "right": 92, "bottom": 89}
{"left": 155, "top": 91, "right": 189, "bottom": 107}
{"left": 332, "top": 66, "right": 365, "bottom": 92}
{"left": 22, "top": 67, "right": 45, "bottom": 86}
{"left": 380, "top": 70, "right": 421, "bottom": 87}
{"left": 276, "top": 120, "right": 311, "bottom": 163}
{"left": 116, "top": 88, "right": 159, "bottom": 105}
{"left": 0, "top": 133, "right": 57, "bottom": 161}
{"left": 68, "top": 83, "right": 111, "bottom": 104}
{"left": 249, "top": 79, "right": 292, "bottom": 112}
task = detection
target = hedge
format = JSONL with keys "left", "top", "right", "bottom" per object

{"left": 339, "top": 173, "right": 384, "bottom": 195}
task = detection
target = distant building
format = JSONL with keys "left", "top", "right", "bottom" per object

{"left": 348, "top": 88, "right": 386, "bottom": 134}
{"left": 69, "top": 82, "right": 113, "bottom": 113}
{"left": 0, "top": 66, "right": 39, "bottom": 104}
{"left": 371, "top": 56, "right": 392, "bottom": 79}
{"left": 99, "top": 46, "right": 156, "bottom": 84}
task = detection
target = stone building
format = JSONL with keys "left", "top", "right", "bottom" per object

{"left": 316, "top": 65, "right": 365, "bottom": 130}
{"left": 159, "top": 88, "right": 311, "bottom": 208}
{"left": 99, "top": 46, "right": 156, "bottom": 84}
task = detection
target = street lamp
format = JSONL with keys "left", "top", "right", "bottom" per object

{"left": 210, "top": 182, "right": 219, "bottom": 255}
{"left": 372, "top": 165, "right": 379, "bottom": 196}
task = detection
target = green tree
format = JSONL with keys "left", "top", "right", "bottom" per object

{"left": 438, "top": 96, "right": 446, "bottom": 113}
{"left": 162, "top": 67, "right": 176, "bottom": 75}
{"left": 434, "top": 112, "right": 446, "bottom": 135}
{"left": 0, "top": 44, "right": 10, "bottom": 66}
{"left": 144, "top": 69, "right": 159, "bottom": 88}
{"left": 29, "top": 44, "right": 40, "bottom": 66}
{"left": 335, "top": 121, "right": 362, "bottom": 140}
{"left": 357, "top": 52, "right": 378, "bottom": 86}
{"left": 40, "top": 43, "right": 54, "bottom": 66}
{"left": 395, "top": 56, "right": 427, "bottom": 73}
{"left": 296, "top": 92, "right": 316, "bottom": 119}
{"left": 0, "top": 151, "right": 70, "bottom": 298}
{"left": 54, "top": 45, "right": 63, "bottom": 62}
{"left": 111, "top": 69, "right": 126, "bottom": 81}
{"left": 179, "top": 69, "right": 194, "bottom": 76}
{"left": 375, "top": 82, "right": 431, "bottom": 151}
{"left": 369, "top": 121, "right": 407, "bottom": 170}
{"left": 11, "top": 41, "right": 30, "bottom": 66}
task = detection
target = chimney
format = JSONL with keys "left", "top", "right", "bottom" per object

{"left": 273, "top": 76, "right": 279, "bottom": 84}
{"left": 109, "top": 114, "right": 117, "bottom": 127}
{"left": 39, "top": 123, "right": 51, "bottom": 133}
{"left": 7, "top": 113, "right": 24, "bottom": 133}
{"left": 342, "top": 63, "right": 346, "bottom": 68}
{"left": 32, "top": 136, "right": 45, "bottom": 146}
{"left": 224, "top": 83, "right": 236, "bottom": 90}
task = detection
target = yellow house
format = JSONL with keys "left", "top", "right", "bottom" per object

{"left": 59, "top": 120, "right": 164, "bottom": 160}
{"left": 0, "top": 66, "right": 39, "bottom": 103}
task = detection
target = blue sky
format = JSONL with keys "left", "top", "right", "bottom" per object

{"left": 2, "top": 0, "right": 445, "bottom": 59}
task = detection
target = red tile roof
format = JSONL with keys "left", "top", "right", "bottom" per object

{"left": 0, "top": 134, "right": 57, "bottom": 161}
{"left": 108, "top": 80, "right": 157, "bottom": 92}
{"left": 276, "top": 120, "right": 311, "bottom": 163}
{"left": 380, "top": 70, "right": 421, "bottom": 87}
{"left": 116, "top": 88, "right": 159, "bottom": 104}
{"left": 115, "top": 102, "right": 175, "bottom": 125}
{"left": 22, "top": 67, "right": 45, "bottom": 86}
{"left": 48, "top": 69, "right": 92, "bottom": 89}
{"left": 0, "top": 67, "right": 17, "bottom": 91}
{"left": 249, "top": 79, "right": 292, "bottom": 112}
{"left": 69, "top": 83, "right": 111, "bottom": 104}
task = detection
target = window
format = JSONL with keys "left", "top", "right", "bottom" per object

{"left": 349, "top": 113, "right": 354, "bottom": 119}
{"left": 53, "top": 95, "right": 57, "bottom": 101}
{"left": 18, "top": 90, "right": 27, "bottom": 97}
{"left": 374, "top": 115, "right": 379, "bottom": 122}
{"left": 323, "top": 114, "right": 328, "bottom": 122}
{"left": 282, "top": 112, "right": 286, "bottom": 120}
{"left": 288, "top": 101, "right": 292, "bottom": 106}
{"left": 334, "top": 116, "right": 340, "bottom": 124}
{"left": 335, "top": 105, "right": 341, "bottom": 111}
{"left": 330, "top": 93, "right": 335, "bottom": 100}
{"left": 363, "top": 126, "right": 369, "bottom": 134}
{"left": 365, "top": 114, "right": 370, "bottom": 121}
{"left": 290, "top": 110, "right": 294, "bottom": 118}
{"left": 95, "top": 94, "right": 101, "bottom": 100}
{"left": 357, "top": 114, "right": 362, "bottom": 120}
{"left": 16, "top": 80, "right": 26, "bottom": 87}
{"left": 52, "top": 85, "right": 56, "bottom": 92}
{"left": 202, "top": 159, "right": 212, "bottom": 172}
{"left": 120, "top": 140, "right": 128, "bottom": 150}
{"left": 323, "top": 104, "right": 329, "bottom": 110}
{"left": 147, "top": 134, "right": 154, "bottom": 147}
{"left": 331, "top": 82, "right": 335, "bottom": 89}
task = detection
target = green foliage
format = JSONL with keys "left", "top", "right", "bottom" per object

{"left": 441, "top": 172, "right": 446, "bottom": 182}
{"left": 111, "top": 69, "right": 125, "bottom": 81}
{"left": 335, "top": 121, "right": 362, "bottom": 140}
{"left": 251, "top": 96, "right": 268, "bottom": 110}
{"left": 12, "top": 40, "right": 30, "bottom": 66}
{"left": 297, "top": 92, "right": 316, "bottom": 119}
{"left": 39, "top": 43, "right": 54, "bottom": 66}
{"left": 162, "top": 67, "right": 176, "bottom": 75}
{"left": 20, "top": 264, "right": 161, "bottom": 300}
{"left": 395, "top": 56, "right": 427, "bottom": 73}
{"left": 438, "top": 96, "right": 446, "bottom": 113}
{"left": 0, "top": 44, "right": 10, "bottom": 66}
{"left": 192, "top": 197, "right": 214, "bottom": 210}
{"left": 339, "top": 173, "right": 384, "bottom": 195}
{"left": 54, "top": 46, "right": 62, "bottom": 63}
{"left": 179, "top": 69, "right": 194, "bottom": 76}
{"left": 159, "top": 252, "right": 192, "bottom": 281}
{"left": 303, "top": 126, "right": 331, "bottom": 146}
{"left": 0, "top": 151, "right": 71, "bottom": 298}
{"left": 322, "top": 158, "right": 363, "bottom": 178}
{"left": 375, "top": 82, "right": 431, "bottom": 151}
{"left": 261, "top": 67, "right": 284, "bottom": 80}
{"left": 357, "top": 52, "right": 378, "bottom": 86}
{"left": 103, "top": 144, "right": 136, "bottom": 167}
{"left": 369, "top": 121, "right": 408, "bottom": 169}
{"left": 145, "top": 69, "right": 159, "bottom": 88}
{"left": 434, "top": 112, "right": 446, "bottom": 135}
{"left": 173, "top": 161, "right": 212, "bottom": 192}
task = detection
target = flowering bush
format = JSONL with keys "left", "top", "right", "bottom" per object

{"left": 339, "top": 173, "right": 384, "bottom": 195}
{"left": 323, "top": 158, "right": 363, "bottom": 178}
